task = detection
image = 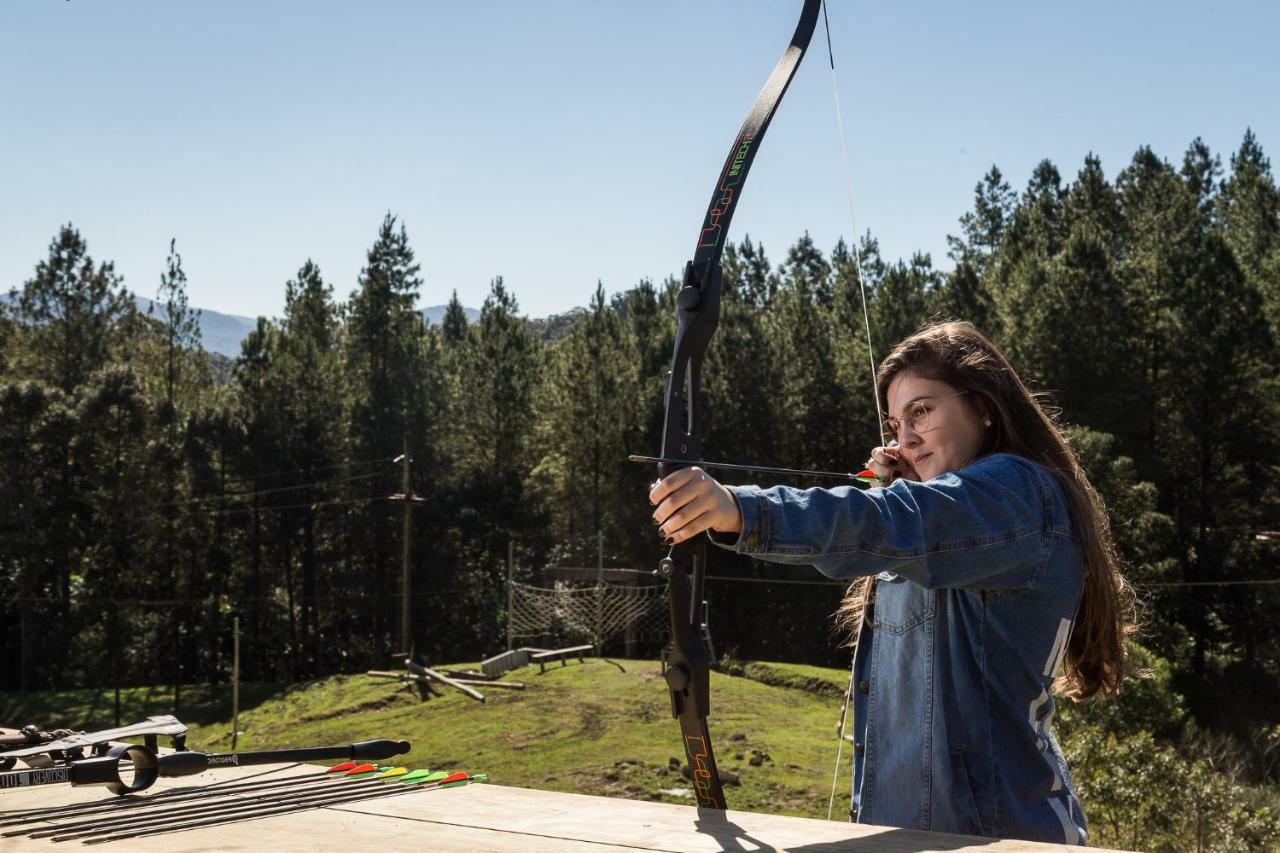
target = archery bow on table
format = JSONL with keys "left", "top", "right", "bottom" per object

{"left": 653, "top": 0, "right": 823, "bottom": 811}
{"left": 0, "top": 738, "right": 410, "bottom": 797}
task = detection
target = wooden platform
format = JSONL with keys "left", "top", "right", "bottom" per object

{"left": 0, "top": 762, "right": 1122, "bottom": 851}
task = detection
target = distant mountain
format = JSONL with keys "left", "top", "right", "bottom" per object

{"left": 6, "top": 292, "right": 486, "bottom": 358}
{"left": 135, "top": 297, "right": 258, "bottom": 358}
{"left": 421, "top": 304, "right": 481, "bottom": 329}
{"left": 145, "top": 300, "right": 487, "bottom": 357}
{"left": 141, "top": 299, "right": 482, "bottom": 357}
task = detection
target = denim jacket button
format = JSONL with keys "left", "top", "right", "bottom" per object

{"left": 857, "top": 680, "right": 869, "bottom": 695}
{"left": 854, "top": 742, "right": 865, "bottom": 756}
{"left": 746, "top": 532, "right": 759, "bottom": 548}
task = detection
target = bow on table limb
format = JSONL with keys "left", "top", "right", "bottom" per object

{"left": 653, "top": 0, "right": 824, "bottom": 811}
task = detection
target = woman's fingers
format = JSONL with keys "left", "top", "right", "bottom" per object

{"left": 648, "top": 467, "right": 740, "bottom": 542}
{"left": 864, "top": 446, "right": 900, "bottom": 483}
{"left": 867, "top": 444, "right": 921, "bottom": 482}
{"left": 648, "top": 467, "right": 701, "bottom": 519}
{"left": 657, "top": 497, "right": 719, "bottom": 545}
{"left": 651, "top": 468, "right": 714, "bottom": 529}
{"left": 648, "top": 466, "right": 699, "bottom": 509}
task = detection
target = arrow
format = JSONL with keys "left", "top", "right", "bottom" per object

{"left": 15, "top": 764, "right": 484, "bottom": 844}
{"left": 629, "top": 455, "right": 885, "bottom": 484}
{"left": 63, "top": 769, "right": 485, "bottom": 844}
{"left": 156, "top": 738, "right": 410, "bottom": 779}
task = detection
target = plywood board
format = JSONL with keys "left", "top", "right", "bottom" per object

{"left": 0, "top": 761, "right": 1125, "bottom": 851}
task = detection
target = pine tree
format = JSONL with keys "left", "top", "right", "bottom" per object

{"left": 10, "top": 224, "right": 131, "bottom": 395}
{"left": 947, "top": 165, "right": 1016, "bottom": 277}
{"left": 1115, "top": 145, "right": 1200, "bottom": 472}
{"left": 1218, "top": 130, "right": 1280, "bottom": 279}
{"left": 277, "top": 260, "right": 344, "bottom": 675}
{"left": 342, "top": 214, "right": 433, "bottom": 650}
{"left": 152, "top": 238, "right": 203, "bottom": 423}
{"left": 535, "top": 282, "right": 638, "bottom": 561}
{"left": 441, "top": 289, "right": 469, "bottom": 345}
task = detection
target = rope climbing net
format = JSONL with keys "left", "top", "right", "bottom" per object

{"left": 508, "top": 580, "right": 668, "bottom": 646}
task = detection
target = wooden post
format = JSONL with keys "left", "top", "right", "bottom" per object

{"left": 19, "top": 609, "right": 29, "bottom": 693}
{"left": 400, "top": 433, "right": 412, "bottom": 656}
{"left": 506, "top": 540, "right": 514, "bottom": 651}
{"left": 231, "top": 616, "right": 241, "bottom": 750}
{"left": 594, "top": 530, "right": 604, "bottom": 651}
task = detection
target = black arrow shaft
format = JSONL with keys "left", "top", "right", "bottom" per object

{"left": 68, "top": 775, "right": 476, "bottom": 844}
{"left": 0, "top": 768, "right": 330, "bottom": 831}
{"left": 39, "top": 773, "right": 392, "bottom": 840}
{"left": 157, "top": 738, "right": 410, "bottom": 778}
{"left": 630, "top": 454, "right": 861, "bottom": 482}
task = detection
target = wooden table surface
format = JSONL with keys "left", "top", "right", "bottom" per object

{"left": 0, "top": 761, "right": 1124, "bottom": 851}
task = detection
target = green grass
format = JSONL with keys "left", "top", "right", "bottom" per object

{"left": 0, "top": 659, "right": 853, "bottom": 818}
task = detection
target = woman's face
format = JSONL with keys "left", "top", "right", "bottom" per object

{"left": 884, "top": 372, "right": 988, "bottom": 481}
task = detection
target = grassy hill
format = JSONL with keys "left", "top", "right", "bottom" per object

{"left": 0, "top": 659, "right": 852, "bottom": 819}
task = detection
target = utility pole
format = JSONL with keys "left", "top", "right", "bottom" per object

{"left": 390, "top": 433, "right": 425, "bottom": 657}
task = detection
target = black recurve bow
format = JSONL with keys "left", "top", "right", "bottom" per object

{"left": 655, "top": 0, "right": 822, "bottom": 811}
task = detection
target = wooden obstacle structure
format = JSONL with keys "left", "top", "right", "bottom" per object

{"left": 530, "top": 644, "right": 594, "bottom": 673}
{"left": 481, "top": 648, "right": 538, "bottom": 678}
{"left": 367, "top": 659, "right": 527, "bottom": 703}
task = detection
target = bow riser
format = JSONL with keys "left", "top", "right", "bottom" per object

{"left": 655, "top": 0, "right": 822, "bottom": 813}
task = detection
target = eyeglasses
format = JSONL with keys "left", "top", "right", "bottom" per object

{"left": 881, "top": 391, "right": 968, "bottom": 439}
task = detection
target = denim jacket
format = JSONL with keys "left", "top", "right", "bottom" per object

{"left": 711, "top": 452, "right": 1088, "bottom": 844}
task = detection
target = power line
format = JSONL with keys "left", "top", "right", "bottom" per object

{"left": 195, "top": 494, "right": 387, "bottom": 518}
{"left": 215, "top": 457, "right": 393, "bottom": 486}
{"left": 156, "top": 471, "right": 384, "bottom": 508}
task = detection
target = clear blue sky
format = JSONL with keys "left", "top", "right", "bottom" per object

{"left": 2, "top": 1, "right": 1276, "bottom": 320}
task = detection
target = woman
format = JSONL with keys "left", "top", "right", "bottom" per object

{"left": 648, "top": 321, "right": 1136, "bottom": 845}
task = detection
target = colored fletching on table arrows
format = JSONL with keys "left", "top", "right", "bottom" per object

{"left": 440, "top": 773, "right": 486, "bottom": 789}
{"left": 343, "top": 763, "right": 378, "bottom": 777}
{"left": 327, "top": 761, "right": 357, "bottom": 773}
{"left": 435, "top": 771, "right": 469, "bottom": 785}
{"left": 376, "top": 767, "right": 409, "bottom": 779}
{"left": 400, "top": 769, "right": 446, "bottom": 784}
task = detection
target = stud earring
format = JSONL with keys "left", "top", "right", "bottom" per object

{"left": 984, "top": 419, "right": 992, "bottom": 427}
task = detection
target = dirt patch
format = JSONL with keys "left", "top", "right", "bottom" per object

{"left": 572, "top": 703, "right": 608, "bottom": 741}
{"left": 297, "top": 693, "right": 414, "bottom": 724}
{"left": 735, "top": 662, "right": 846, "bottom": 699}
{"left": 573, "top": 759, "right": 677, "bottom": 801}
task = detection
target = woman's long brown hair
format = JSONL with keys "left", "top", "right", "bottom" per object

{"left": 835, "top": 321, "right": 1137, "bottom": 699}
